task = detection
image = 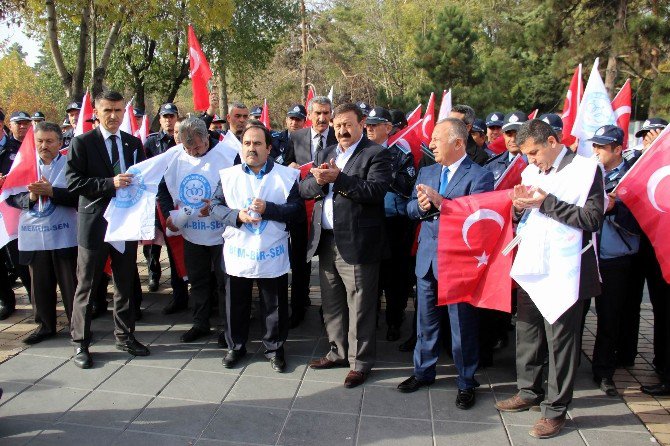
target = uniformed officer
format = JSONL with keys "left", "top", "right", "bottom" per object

{"left": 61, "top": 117, "right": 72, "bottom": 135}
{"left": 624, "top": 118, "right": 669, "bottom": 163}
{"left": 389, "top": 109, "right": 408, "bottom": 137}
{"left": 485, "top": 111, "right": 505, "bottom": 143}
{"left": 471, "top": 118, "right": 491, "bottom": 157}
{"left": 249, "top": 105, "right": 262, "bottom": 120}
{"left": 366, "top": 106, "right": 417, "bottom": 341}
{"left": 270, "top": 104, "right": 306, "bottom": 166}
{"left": 62, "top": 101, "right": 82, "bottom": 149}
{"left": 133, "top": 107, "right": 144, "bottom": 129}
{"left": 539, "top": 113, "right": 564, "bottom": 142}
{"left": 31, "top": 112, "right": 46, "bottom": 128}
{"left": 484, "top": 111, "right": 528, "bottom": 182}
{"left": 144, "top": 103, "right": 190, "bottom": 314}
{"left": 210, "top": 115, "right": 226, "bottom": 131}
{"left": 357, "top": 101, "right": 372, "bottom": 117}
{"left": 8, "top": 111, "right": 31, "bottom": 143}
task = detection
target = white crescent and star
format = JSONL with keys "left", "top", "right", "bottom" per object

{"left": 647, "top": 165, "right": 670, "bottom": 213}
{"left": 189, "top": 47, "right": 201, "bottom": 77}
{"left": 461, "top": 209, "right": 505, "bottom": 268}
{"left": 421, "top": 114, "right": 432, "bottom": 139}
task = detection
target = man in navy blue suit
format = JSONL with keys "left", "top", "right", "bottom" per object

{"left": 397, "top": 118, "right": 494, "bottom": 410}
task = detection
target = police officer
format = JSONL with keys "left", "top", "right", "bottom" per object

{"left": 210, "top": 115, "right": 226, "bottom": 131}
{"left": 249, "top": 106, "right": 263, "bottom": 120}
{"left": 484, "top": 111, "right": 528, "bottom": 182}
{"left": 144, "top": 103, "right": 190, "bottom": 314}
{"left": 588, "top": 125, "right": 640, "bottom": 396}
{"left": 366, "top": 106, "right": 417, "bottom": 341}
{"left": 31, "top": 112, "right": 46, "bottom": 128}
{"left": 625, "top": 118, "right": 669, "bottom": 163}
{"left": 485, "top": 111, "right": 505, "bottom": 143}
{"left": 62, "top": 101, "right": 82, "bottom": 148}
{"left": 539, "top": 113, "right": 564, "bottom": 143}
{"left": 471, "top": 118, "right": 491, "bottom": 157}
{"left": 270, "top": 104, "right": 305, "bottom": 166}
{"left": 8, "top": 111, "right": 31, "bottom": 143}
{"left": 389, "top": 109, "right": 408, "bottom": 137}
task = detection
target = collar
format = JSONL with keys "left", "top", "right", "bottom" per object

{"left": 444, "top": 153, "right": 467, "bottom": 174}
{"left": 38, "top": 153, "right": 61, "bottom": 166}
{"left": 243, "top": 160, "right": 271, "bottom": 179}
{"left": 381, "top": 139, "right": 389, "bottom": 148}
{"left": 607, "top": 160, "right": 625, "bottom": 174}
{"left": 99, "top": 125, "right": 122, "bottom": 142}
{"left": 337, "top": 134, "right": 363, "bottom": 155}
{"left": 549, "top": 146, "right": 568, "bottom": 172}
{"left": 310, "top": 127, "right": 329, "bottom": 141}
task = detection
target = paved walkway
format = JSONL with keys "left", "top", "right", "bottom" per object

{"left": 0, "top": 258, "right": 666, "bottom": 445}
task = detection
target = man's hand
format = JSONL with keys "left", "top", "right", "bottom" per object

{"left": 310, "top": 158, "right": 340, "bottom": 185}
{"left": 511, "top": 184, "right": 547, "bottom": 210}
{"left": 207, "top": 91, "right": 219, "bottom": 116}
{"left": 113, "top": 173, "right": 134, "bottom": 189}
{"left": 166, "top": 216, "right": 178, "bottom": 232}
{"left": 606, "top": 192, "right": 616, "bottom": 212}
{"left": 416, "top": 184, "right": 442, "bottom": 211}
{"left": 238, "top": 209, "right": 261, "bottom": 224}
{"left": 250, "top": 198, "right": 266, "bottom": 214}
{"left": 288, "top": 162, "right": 300, "bottom": 169}
{"left": 27, "top": 176, "right": 54, "bottom": 201}
{"left": 199, "top": 198, "right": 212, "bottom": 217}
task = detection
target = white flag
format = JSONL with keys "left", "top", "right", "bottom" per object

{"left": 104, "top": 146, "right": 181, "bottom": 243}
{"left": 437, "top": 89, "right": 452, "bottom": 121}
{"left": 327, "top": 86, "right": 334, "bottom": 102}
{"left": 119, "top": 98, "right": 136, "bottom": 136}
{"left": 571, "top": 58, "right": 615, "bottom": 157}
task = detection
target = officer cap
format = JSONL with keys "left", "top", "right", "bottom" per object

{"left": 502, "top": 111, "right": 528, "bottom": 132}
{"left": 286, "top": 104, "right": 307, "bottom": 119}
{"left": 250, "top": 106, "right": 263, "bottom": 117}
{"left": 471, "top": 118, "right": 486, "bottom": 133}
{"left": 486, "top": 112, "right": 505, "bottom": 127}
{"left": 211, "top": 114, "right": 226, "bottom": 123}
{"left": 133, "top": 108, "right": 145, "bottom": 117}
{"left": 365, "top": 107, "right": 392, "bottom": 125}
{"left": 9, "top": 111, "right": 31, "bottom": 122}
{"left": 589, "top": 125, "right": 624, "bottom": 146}
{"left": 159, "top": 103, "right": 179, "bottom": 116}
{"left": 31, "top": 111, "right": 46, "bottom": 121}
{"left": 356, "top": 101, "right": 372, "bottom": 116}
{"left": 538, "top": 113, "right": 563, "bottom": 132}
{"left": 66, "top": 102, "right": 82, "bottom": 112}
{"left": 635, "top": 118, "right": 668, "bottom": 138}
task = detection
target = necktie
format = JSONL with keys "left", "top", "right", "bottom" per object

{"left": 314, "top": 134, "right": 323, "bottom": 160}
{"left": 110, "top": 135, "right": 121, "bottom": 175}
{"left": 438, "top": 167, "right": 449, "bottom": 195}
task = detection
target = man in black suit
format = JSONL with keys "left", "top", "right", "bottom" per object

{"left": 66, "top": 90, "right": 150, "bottom": 369}
{"left": 300, "top": 103, "right": 392, "bottom": 388}
{"left": 495, "top": 120, "right": 604, "bottom": 439}
{"left": 285, "top": 96, "right": 337, "bottom": 327}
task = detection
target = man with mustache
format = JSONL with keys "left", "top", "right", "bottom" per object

{"left": 66, "top": 90, "right": 149, "bottom": 369}
{"left": 284, "top": 96, "right": 337, "bottom": 328}
{"left": 300, "top": 103, "right": 392, "bottom": 388}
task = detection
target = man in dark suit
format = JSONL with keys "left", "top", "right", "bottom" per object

{"left": 495, "top": 120, "right": 604, "bottom": 439}
{"left": 285, "top": 96, "right": 337, "bottom": 327}
{"left": 66, "top": 90, "right": 150, "bottom": 369}
{"left": 300, "top": 102, "right": 392, "bottom": 388}
{"left": 397, "top": 118, "right": 494, "bottom": 411}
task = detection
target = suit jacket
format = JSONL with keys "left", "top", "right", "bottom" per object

{"left": 407, "top": 156, "right": 495, "bottom": 279}
{"left": 484, "top": 150, "right": 513, "bottom": 182}
{"left": 536, "top": 149, "right": 604, "bottom": 300}
{"left": 299, "top": 135, "right": 393, "bottom": 264}
{"left": 291, "top": 127, "right": 338, "bottom": 165}
{"left": 66, "top": 127, "right": 146, "bottom": 250}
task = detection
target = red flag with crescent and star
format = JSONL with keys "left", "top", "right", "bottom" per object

{"left": 416, "top": 93, "right": 435, "bottom": 147}
{"left": 437, "top": 189, "right": 514, "bottom": 312}
{"left": 187, "top": 25, "right": 212, "bottom": 111}
{"left": 494, "top": 154, "right": 527, "bottom": 191}
{"left": 406, "top": 104, "right": 422, "bottom": 127}
{"left": 561, "top": 64, "right": 583, "bottom": 147}
{"left": 611, "top": 79, "right": 632, "bottom": 149}
{"left": 260, "top": 98, "right": 271, "bottom": 130}
{"left": 617, "top": 126, "right": 670, "bottom": 283}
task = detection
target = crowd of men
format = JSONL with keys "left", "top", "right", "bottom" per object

{"left": 0, "top": 90, "right": 668, "bottom": 439}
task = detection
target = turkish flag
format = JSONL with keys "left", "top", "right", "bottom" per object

{"left": 0, "top": 126, "right": 38, "bottom": 202}
{"left": 437, "top": 189, "right": 514, "bottom": 312}
{"left": 303, "top": 87, "right": 315, "bottom": 129}
{"left": 561, "top": 64, "right": 583, "bottom": 147}
{"left": 611, "top": 79, "right": 632, "bottom": 149}
{"left": 119, "top": 100, "right": 139, "bottom": 137}
{"left": 388, "top": 119, "right": 422, "bottom": 168}
{"left": 487, "top": 135, "right": 506, "bottom": 155}
{"left": 299, "top": 162, "right": 315, "bottom": 237}
{"left": 188, "top": 25, "right": 212, "bottom": 111}
{"left": 260, "top": 98, "right": 271, "bottom": 130}
{"left": 617, "top": 126, "right": 670, "bottom": 283}
{"left": 406, "top": 104, "right": 422, "bottom": 127}
{"left": 494, "top": 155, "right": 527, "bottom": 191}
{"left": 437, "top": 89, "right": 452, "bottom": 121}
{"left": 74, "top": 90, "right": 94, "bottom": 137}
{"left": 528, "top": 109, "right": 539, "bottom": 120}
{"left": 416, "top": 92, "right": 435, "bottom": 147}
{"left": 137, "top": 115, "right": 150, "bottom": 145}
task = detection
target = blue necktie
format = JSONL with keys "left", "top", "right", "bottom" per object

{"left": 438, "top": 167, "right": 449, "bottom": 195}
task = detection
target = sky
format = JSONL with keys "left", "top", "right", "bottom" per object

{"left": 1, "top": 21, "right": 42, "bottom": 67}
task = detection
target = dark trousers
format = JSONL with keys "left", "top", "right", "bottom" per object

{"left": 289, "top": 220, "right": 311, "bottom": 314}
{"left": 183, "top": 241, "right": 226, "bottom": 330}
{"left": 225, "top": 273, "right": 289, "bottom": 358}
{"left": 516, "top": 288, "right": 583, "bottom": 419}
{"left": 70, "top": 242, "right": 139, "bottom": 346}
{"left": 27, "top": 249, "right": 77, "bottom": 334}
{"left": 0, "top": 248, "right": 15, "bottom": 308}
{"left": 592, "top": 256, "right": 634, "bottom": 379}
{"left": 414, "top": 268, "right": 479, "bottom": 389}
{"left": 379, "top": 216, "right": 413, "bottom": 328}
{"left": 143, "top": 244, "right": 162, "bottom": 279}
{"left": 5, "top": 240, "right": 31, "bottom": 298}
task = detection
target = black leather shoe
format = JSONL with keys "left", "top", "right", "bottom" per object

{"left": 148, "top": 276, "right": 159, "bottom": 292}
{"left": 73, "top": 347, "right": 92, "bottom": 369}
{"left": 162, "top": 299, "right": 188, "bottom": 315}
{"left": 398, "top": 336, "right": 416, "bottom": 352}
{"left": 222, "top": 349, "right": 246, "bottom": 368}
{"left": 270, "top": 356, "right": 286, "bottom": 373}
{"left": 116, "top": 339, "right": 150, "bottom": 356}
{"left": 180, "top": 327, "right": 211, "bottom": 343}
{"left": 0, "top": 302, "right": 15, "bottom": 320}
{"left": 217, "top": 331, "right": 228, "bottom": 348}
{"left": 288, "top": 310, "right": 305, "bottom": 329}
{"left": 641, "top": 382, "right": 670, "bottom": 396}
{"left": 594, "top": 376, "right": 618, "bottom": 396}
{"left": 397, "top": 375, "right": 434, "bottom": 393}
{"left": 24, "top": 331, "right": 56, "bottom": 345}
{"left": 455, "top": 388, "right": 476, "bottom": 410}
{"left": 386, "top": 325, "right": 401, "bottom": 342}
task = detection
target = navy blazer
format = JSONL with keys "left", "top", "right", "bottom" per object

{"left": 407, "top": 156, "right": 494, "bottom": 279}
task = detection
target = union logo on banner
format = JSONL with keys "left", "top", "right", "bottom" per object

{"left": 179, "top": 174, "right": 211, "bottom": 208}
{"left": 115, "top": 166, "right": 146, "bottom": 209}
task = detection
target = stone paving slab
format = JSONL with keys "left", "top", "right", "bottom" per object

{"left": 0, "top": 256, "right": 663, "bottom": 445}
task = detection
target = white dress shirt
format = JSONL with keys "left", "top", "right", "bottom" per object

{"left": 310, "top": 127, "right": 331, "bottom": 161}
{"left": 321, "top": 135, "right": 363, "bottom": 230}
{"left": 440, "top": 153, "right": 467, "bottom": 189}
{"left": 99, "top": 125, "right": 126, "bottom": 173}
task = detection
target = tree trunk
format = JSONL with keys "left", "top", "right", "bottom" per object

{"left": 71, "top": 6, "right": 90, "bottom": 101}
{"left": 91, "top": 20, "right": 123, "bottom": 98}
{"left": 300, "top": 0, "right": 308, "bottom": 103}
{"left": 604, "top": 0, "right": 627, "bottom": 95}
